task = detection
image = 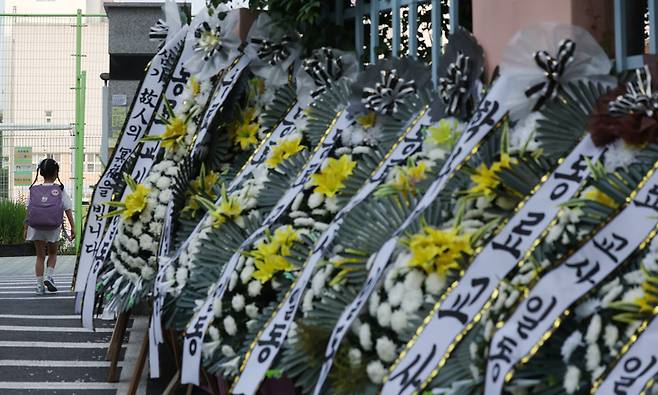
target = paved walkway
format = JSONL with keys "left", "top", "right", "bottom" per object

{"left": 0, "top": 256, "right": 147, "bottom": 394}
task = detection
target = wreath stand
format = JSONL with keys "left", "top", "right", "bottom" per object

{"left": 105, "top": 311, "right": 220, "bottom": 395}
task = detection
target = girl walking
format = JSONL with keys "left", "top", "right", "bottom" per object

{"left": 24, "top": 158, "right": 75, "bottom": 295}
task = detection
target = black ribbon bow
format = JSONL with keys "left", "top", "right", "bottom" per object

{"left": 362, "top": 69, "right": 416, "bottom": 116}
{"left": 251, "top": 36, "right": 293, "bottom": 66}
{"left": 149, "top": 19, "right": 168, "bottom": 43}
{"left": 439, "top": 52, "right": 471, "bottom": 116}
{"left": 609, "top": 66, "right": 658, "bottom": 117}
{"left": 303, "top": 48, "right": 345, "bottom": 98}
{"left": 525, "top": 39, "right": 576, "bottom": 111}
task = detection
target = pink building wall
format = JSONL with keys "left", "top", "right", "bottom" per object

{"left": 472, "top": 0, "right": 614, "bottom": 78}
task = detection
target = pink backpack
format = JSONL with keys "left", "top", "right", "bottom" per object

{"left": 27, "top": 184, "right": 64, "bottom": 230}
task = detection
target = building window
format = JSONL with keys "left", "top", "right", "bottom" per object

{"left": 45, "top": 110, "right": 52, "bottom": 123}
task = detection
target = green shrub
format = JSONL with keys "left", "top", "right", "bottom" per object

{"left": 0, "top": 200, "right": 26, "bottom": 244}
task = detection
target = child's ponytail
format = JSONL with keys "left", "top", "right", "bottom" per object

{"left": 29, "top": 160, "right": 42, "bottom": 188}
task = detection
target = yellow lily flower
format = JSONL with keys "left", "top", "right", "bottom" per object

{"left": 161, "top": 116, "right": 188, "bottom": 150}
{"left": 311, "top": 155, "right": 357, "bottom": 197}
{"left": 266, "top": 137, "right": 305, "bottom": 169}
{"left": 584, "top": 187, "right": 618, "bottom": 209}
{"left": 123, "top": 184, "right": 151, "bottom": 220}
{"left": 467, "top": 153, "right": 517, "bottom": 198}
{"left": 406, "top": 226, "right": 472, "bottom": 277}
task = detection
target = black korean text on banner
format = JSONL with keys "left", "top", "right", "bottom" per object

{"left": 75, "top": 26, "right": 188, "bottom": 293}
{"left": 150, "top": 103, "right": 304, "bottom": 378}
{"left": 383, "top": 136, "right": 603, "bottom": 395}
{"left": 149, "top": 200, "right": 174, "bottom": 378}
{"left": 593, "top": 315, "right": 658, "bottom": 395}
{"left": 484, "top": 167, "right": 658, "bottom": 395}
{"left": 312, "top": 81, "right": 510, "bottom": 395}
{"left": 231, "top": 108, "right": 432, "bottom": 395}
{"left": 81, "top": 30, "right": 195, "bottom": 330}
{"left": 180, "top": 111, "right": 350, "bottom": 385}
{"left": 154, "top": 102, "right": 305, "bottom": 300}
{"left": 190, "top": 55, "right": 250, "bottom": 159}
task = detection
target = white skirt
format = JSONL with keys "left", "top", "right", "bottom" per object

{"left": 26, "top": 226, "right": 61, "bottom": 243}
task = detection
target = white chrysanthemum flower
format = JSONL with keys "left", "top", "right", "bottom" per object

{"left": 223, "top": 315, "right": 237, "bottom": 336}
{"left": 561, "top": 331, "right": 583, "bottom": 363}
{"left": 601, "top": 284, "right": 625, "bottom": 306}
{"left": 247, "top": 280, "right": 262, "bottom": 297}
{"left": 603, "top": 324, "right": 619, "bottom": 350}
{"left": 509, "top": 112, "right": 543, "bottom": 152}
{"left": 359, "top": 323, "right": 373, "bottom": 351}
{"left": 240, "top": 264, "right": 255, "bottom": 284}
{"left": 390, "top": 310, "right": 408, "bottom": 334}
{"left": 424, "top": 272, "right": 445, "bottom": 295}
{"left": 132, "top": 222, "right": 144, "bottom": 237}
{"left": 203, "top": 340, "right": 220, "bottom": 356}
{"left": 141, "top": 265, "right": 155, "bottom": 279}
{"left": 208, "top": 326, "right": 220, "bottom": 341}
{"left": 366, "top": 360, "right": 386, "bottom": 384}
{"left": 369, "top": 292, "right": 380, "bottom": 317}
{"left": 212, "top": 298, "right": 222, "bottom": 318}
{"left": 585, "top": 343, "right": 601, "bottom": 371}
{"left": 622, "top": 287, "right": 644, "bottom": 303}
{"left": 302, "top": 290, "right": 314, "bottom": 314}
{"left": 294, "top": 217, "right": 315, "bottom": 227}
{"left": 404, "top": 269, "right": 424, "bottom": 291}
{"left": 348, "top": 348, "right": 362, "bottom": 368}
{"left": 311, "top": 267, "right": 329, "bottom": 296}
{"left": 126, "top": 238, "right": 139, "bottom": 254}
{"left": 325, "top": 196, "right": 340, "bottom": 212}
{"left": 564, "top": 365, "right": 581, "bottom": 394}
{"left": 156, "top": 176, "right": 172, "bottom": 190}
{"left": 221, "top": 345, "right": 236, "bottom": 358}
{"left": 154, "top": 205, "right": 167, "bottom": 220}
{"left": 604, "top": 140, "right": 638, "bottom": 173}
{"left": 623, "top": 270, "right": 645, "bottom": 284}
{"left": 308, "top": 192, "right": 324, "bottom": 209}
{"left": 231, "top": 294, "right": 245, "bottom": 312}
{"left": 401, "top": 289, "right": 423, "bottom": 313}
{"left": 228, "top": 271, "right": 238, "bottom": 292}
{"left": 375, "top": 336, "right": 397, "bottom": 362}
{"left": 175, "top": 267, "right": 188, "bottom": 286}
{"left": 377, "top": 302, "right": 392, "bottom": 327}
{"left": 574, "top": 298, "right": 601, "bottom": 319}
{"left": 585, "top": 314, "right": 602, "bottom": 344}
{"left": 245, "top": 303, "right": 259, "bottom": 319}
{"left": 388, "top": 283, "right": 405, "bottom": 307}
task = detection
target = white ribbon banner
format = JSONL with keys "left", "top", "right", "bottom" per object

{"left": 310, "top": 81, "right": 509, "bottom": 395}
{"left": 484, "top": 167, "right": 658, "bottom": 395}
{"left": 149, "top": 103, "right": 305, "bottom": 372}
{"left": 80, "top": 29, "right": 195, "bottom": 330}
{"left": 75, "top": 26, "right": 188, "bottom": 292}
{"left": 149, "top": 201, "right": 175, "bottom": 378}
{"left": 180, "top": 111, "right": 350, "bottom": 385}
{"left": 190, "top": 55, "right": 251, "bottom": 159}
{"left": 232, "top": 108, "right": 433, "bottom": 395}
{"left": 149, "top": 96, "right": 303, "bottom": 380}
{"left": 595, "top": 315, "right": 658, "bottom": 395}
{"left": 383, "top": 136, "right": 602, "bottom": 395}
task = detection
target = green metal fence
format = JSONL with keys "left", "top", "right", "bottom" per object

{"left": 0, "top": 11, "right": 108, "bottom": 250}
